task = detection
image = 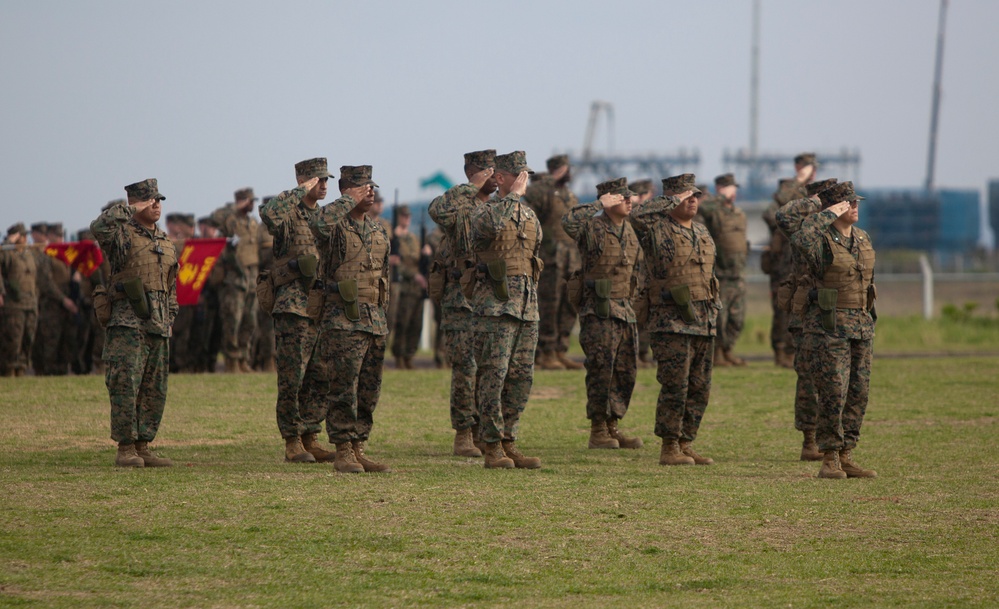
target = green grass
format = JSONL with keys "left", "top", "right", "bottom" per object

{"left": 1, "top": 354, "right": 997, "bottom": 608}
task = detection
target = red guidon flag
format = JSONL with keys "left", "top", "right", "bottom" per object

{"left": 45, "top": 240, "right": 105, "bottom": 278}
{"left": 175, "top": 238, "right": 227, "bottom": 306}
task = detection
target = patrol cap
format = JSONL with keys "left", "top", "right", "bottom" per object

{"left": 7, "top": 222, "right": 26, "bottom": 237}
{"left": 103, "top": 198, "right": 126, "bottom": 211}
{"left": 125, "top": 178, "right": 165, "bottom": 201}
{"left": 339, "top": 165, "right": 379, "bottom": 187}
{"left": 695, "top": 184, "right": 711, "bottom": 197}
{"left": 494, "top": 151, "right": 534, "bottom": 175}
{"left": 165, "top": 213, "right": 185, "bottom": 224}
{"left": 546, "top": 154, "right": 570, "bottom": 172}
{"left": 30, "top": 222, "right": 48, "bottom": 234}
{"left": 295, "top": 157, "right": 334, "bottom": 180}
{"left": 661, "top": 173, "right": 700, "bottom": 195}
{"left": 819, "top": 181, "right": 864, "bottom": 208}
{"left": 46, "top": 222, "right": 64, "bottom": 236}
{"left": 596, "top": 177, "right": 636, "bottom": 198}
{"left": 715, "top": 173, "right": 739, "bottom": 188}
{"left": 464, "top": 149, "right": 496, "bottom": 169}
{"left": 198, "top": 216, "right": 219, "bottom": 228}
{"left": 794, "top": 152, "right": 817, "bottom": 167}
{"left": 396, "top": 205, "right": 411, "bottom": 217}
{"left": 234, "top": 187, "right": 256, "bottom": 202}
{"left": 182, "top": 213, "right": 196, "bottom": 228}
{"left": 807, "top": 178, "right": 838, "bottom": 197}
{"left": 629, "top": 179, "right": 654, "bottom": 196}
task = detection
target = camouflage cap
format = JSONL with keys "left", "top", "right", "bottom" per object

{"left": 165, "top": 213, "right": 184, "bottom": 224}
{"left": 295, "top": 157, "right": 334, "bottom": 180}
{"left": 807, "top": 178, "right": 839, "bottom": 197}
{"left": 464, "top": 149, "right": 497, "bottom": 169}
{"left": 7, "top": 222, "right": 26, "bottom": 237}
{"left": 819, "top": 181, "right": 864, "bottom": 208}
{"left": 234, "top": 187, "right": 256, "bottom": 202}
{"left": 396, "top": 204, "right": 411, "bottom": 217}
{"left": 494, "top": 151, "right": 534, "bottom": 175}
{"left": 715, "top": 173, "right": 740, "bottom": 188}
{"left": 103, "top": 198, "right": 126, "bottom": 211}
{"left": 30, "top": 222, "right": 47, "bottom": 233}
{"left": 182, "top": 213, "right": 196, "bottom": 228}
{"left": 546, "top": 154, "right": 570, "bottom": 172}
{"left": 339, "top": 165, "right": 379, "bottom": 187}
{"left": 661, "top": 173, "right": 700, "bottom": 195}
{"left": 46, "top": 222, "right": 64, "bottom": 236}
{"left": 794, "top": 152, "right": 818, "bottom": 167}
{"left": 596, "top": 177, "right": 635, "bottom": 198}
{"left": 695, "top": 184, "right": 711, "bottom": 196}
{"left": 629, "top": 179, "right": 654, "bottom": 196}
{"left": 125, "top": 178, "right": 165, "bottom": 201}
{"left": 198, "top": 216, "right": 219, "bottom": 228}
{"left": 77, "top": 228, "right": 94, "bottom": 240}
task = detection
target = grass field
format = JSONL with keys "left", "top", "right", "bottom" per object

{"left": 1, "top": 354, "right": 997, "bottom": 608}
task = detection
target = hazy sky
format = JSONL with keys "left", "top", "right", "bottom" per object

{"left": 2, "top": 0, "right": 997, "bottom": 235}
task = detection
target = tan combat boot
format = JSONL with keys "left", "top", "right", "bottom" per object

{"left": 262, "top": 358, "right": 276, "bottom": 372}
{"left": 588, "top": 420, "right": 620, "bottom": 449}
{"left": 679, "top": 441, "right": 714, "bottom": 465}
{"left": 556, "top": 352, "right": 584, "bottom": 370}
{"left": 775, "top": 350, "right": 795, "bottom": 369}
{"left": 537, "top": 350, "right": 565, "bottom": 370}
{"left": 300, "top": 433, "right": 333, "bottom": 462}
{"left": 134, "top": 441, "right": 172, "bottom": 467}
{"left": 714, "top": 345, "right": 732, "bottom": 367}
{"left": 723, "top": 349, "right": 747, "bottom": 366}
{"left": 839, "top": 449, "right": 877, "bottom": 478}
{"left": 637, "top": 351, "right": 653, "bottom": 369}
{"left": 502, "top": 440, "right": 542, "bottom": 469}
{"left": 225, "top": 357, "right": 241, "bottom": 373}
{"left": 472, "top": 424, "right": 487, "bottom": 455}
{"left": 659, "top": 439, "right": 695, "bottom": 466}
{"left": 352, "top": 440, "right": 391, "bottom": 472}
{"left": 115, "top": 443, "right": 145, "bottom": 467}
{"left": 606, "top": 418, "right": 643, "bottom": 449}
{"left": 800, "top": 430, "right": 822, "bottom": 461}
{"left": 483, "top": 441, "right": 514, "bottom": 469}
{"left": 239, "top": 359, "right": 253, "bottom": 373}
{"left": 817, "top": 450, "right": 848, "bottom": 479}
{"left": 333, "top": 442, "right": 364, "bottom": 473}
{"left": 453, "top": 427, "right": 482, "bottom": 457}
{"left": 403, "top": 356, "right": 414, "bottom": 370}
{"left": 284, "top": 436, "right": 316, "bottom": 463}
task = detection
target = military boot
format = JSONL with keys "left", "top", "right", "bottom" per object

{"left": 332, "top": 442, "right": 364, "bottom": 473}
{"left": 556, "top": 352, "right": 584, "bottom": 370}
{"left": 537, "top": 350, "right": 565, "bottom": 370}
{"left": 300, "top": 433, "right": 334, "bottom": 462}
{"left": 679, "top": 441, "right": 714, "bottom": 465}
{"left": 472, "top": 424, "right": 487, "bottom": 455}
{"left": 817, "top": 450, "right": 847, "bottom": 479}
{"left": 839, "top": 449, "right": 877, "bottom": 478}
{"left": 714, "top": 345, "right": 732, "bottom": 367}
{"left": 502, "top": 440, "right": 541, "bottom": 469}
{"left": 352, "top": 440, "right": 391, "bottom": 472}
{"left": 403, "top": 356, "right": 414, "bottom": 370}
{"left": 723, "top": 349, "right": 747, "bottom": 366}
{"left": 134, "top": 441, "right": 172, "bottom": 467}
{"left": 239, "top": 359, "right": 253, "bottom": 373}
{"left": 588, "top": 419, "right": 620, "bottom": 449}
{"left": 262, "top": 357, "right": 276, "bottom": 372}
{"left": 225, "top": 357, "right": 241, "bottom": 373}
{"left": 115, "top": 443, "right": 144, "bottom": 468}
{"left": 284, "top": 436, "right": 317, "bottom": 463}
{"left": 482, "top": 441, "right": 514, "bottom": 469}
{"left": 453, "top": 427, "right": 482, "bottom": 457}
{"left": 659, "top": 439, "right": 695, "bottom": 466}
{"left": 800, "top": 430, "right": 822, "bottom": 461}
{"left": 637, "top": 351, "right": 653, "bottom": 369}
{"left": 607, "top": 418, "right": 643, "bottom": 449}
{"left": 775, "top": 350, "right": 795, "bottom": 369}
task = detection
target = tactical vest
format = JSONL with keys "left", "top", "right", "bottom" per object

{"left": 548, "top": 188, "right": 575, "bottom": 245}
{"left": 49, "top": 255, "right": 71, "bottom": 292}
{"left": 331, "top": 222, "right": 389, "bottom": 305}
{"left": 475, "top": 208, "right": 539, "bottom": 276}
{"left": 1, "top": 249, "right": 37, "bottom": 304}
{"left": 273, "top": 205, "right": 319, "bottom": 269}
{"left": 397, "top": 233, "right": 421, "bottom": 278}
{"left": 650, "top": 223, "right": 716, "bottom": 302}
{"left": 714, "top": 207, "right": 748, "bottom": 257}
{"left": 234, "top": 216, "right": 260, "bottom": 267}
{"left": 584, "top": 221, "right": 639, "bottom": 299}
{"left": 818, "top": 229, "right": 875, "bottom": 309}
{"left": 110, "top": 224, "right": 178, "bottom": 300}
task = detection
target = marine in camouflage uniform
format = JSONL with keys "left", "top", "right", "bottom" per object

{"left": 90, "top": 179, "right": 177, "bottom": 468}
{"left": 253, "top": 216, "right": 276, "bottom": 371}
{"left": 72, "top": 228, "right": 105, "bottom": 375}
{"left": 428, "top": 149, "right": 498, "bottom": 457}
{"left": 310, "top": 164, "right": 391, "bottom": 474}
{"left": 425, "top": 226, "right": 446, "bottom": 368}
{"left": 628, "top": 179, "right": 656, "bottom": 368}
{"left": 697, "top": 174, "right": 749, "bottom": 367}
{"left": 524, "top": 154, "right": 583, "bottom": 370}
{"left": 791, "top": 181, "right": 877, "bottom": 479}
{"left": 631, "top": 174, "right": 721, "bottom": 466}
{"left": 30, "top": 223, "right": 78, "bottom": 375}
{"left": 166, "top": 213, "right": 197, "bottom": 373}
{"left": 212, "top": 188, "right": 260, "bottom": 373}
{"left": 562, "top": 178, "right": 645, "bottom": 451}
{"left": 0, "top": 223, "right": 38, "bottom": 376}
{"left": 389, "top": 206, "right": 425, "bottom": 368}
{"left": 775, "top": 178, "right": 838, "bottom": 461}
{"left": 260, "top": 158, "right": 334, "bottom": 464}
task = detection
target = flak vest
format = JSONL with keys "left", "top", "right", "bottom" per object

{"left": 649, "top": 223, "right": 717, "bottom": 303}
{"left": 110, "top": 224, "right": 178, "bottom": 300}
{"left": 475, "top": 209, "right": 540, "bottom": 278}
{"left": 818, "top": 229, "right": 875, "bottom": 309}
{"left": 47, "top": 255, "right": 72, "bottom": 300}
{"left": 233, "top": 216, "right": 260, "bottom": 267}
{"left": 271, "top": 205, "right": 319, "bottom": 287}
{"left": 714, "top": 207, "right": 748, "bottom": 260}
{"left": 2, "top": 249, "right": 37, "bottom": 306}
{"left": 330, "top": 223, "right": 389, "bottom": 305}
{"left": 547, "top": 189, "right": 575, "bottom": 246}
{"left": 397, "top": 233, "right": 421, "bottom": 278}
{"left": 584, "top": 221, "right": 639, "bottom": 299}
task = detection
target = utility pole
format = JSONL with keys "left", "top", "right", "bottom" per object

{"left": 748, "top": 0, "right": 761, "bottom": 192}
{"left": 925, "top": 0, "right": 948, "bottom": 193}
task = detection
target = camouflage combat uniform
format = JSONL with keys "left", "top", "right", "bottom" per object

{"left": 562, "top": 197, "right": 640, "bottom": 425}
{"left": 253, "top": 221, "right": 276, "bottom": 370}
{"left": 698, "top": 199, "right": 748, "bottom": 352}
{"left": 0, "top": 232, "right": 38, "bottom": 376}
{"left": 212, "top": 197, "right": 260, "bottom": 369}
{"left": 390, "top": 228, "right": 424, "bottom": 363}
{"left": 30, "top": 244, "right": 72, "bottom": 375}
{"left": 764, "top": 180, "right": 808, "bottom": 362}
{"left": 90, "top": 195, "right": 178, "bottom": 447}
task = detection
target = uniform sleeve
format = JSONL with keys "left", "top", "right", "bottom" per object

{"left": 260, "top": 186, "right": 308, "bottom": 234}
{"left": 630, "top": 195, "right": 681, "bottom": 237}
{"left": 791, "top": 209, "right": 838, "bottom": 277}
{"left": 310, "top": 195, "right": 357, "bottom": 241}
{"left": 775, "top": 198, "right": 818, "bottom": 237}
{"left": 470, "top": 193, "right": 521, "bottom": 241}
{"left": 561, "top": 201, "right": 601, "bottom": 241}
{"left": 428, "top": 183, "right": 478, "bottom": 229}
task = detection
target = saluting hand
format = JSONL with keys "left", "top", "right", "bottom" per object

{"left": 511, "top": 171, "right": 529, "bottom": 198}
{"left": 132, "top": 199, "right": 156, "bottom": 212}
{"left": 470, "top": 167, "right": 494, "bottom": 189}
{"left": 599, "top": 193, "right": 625, "bottom": 209}
{"left": 827, "top": 201, "right": 851, "bottom": 217}
{"left": 344, "top": 184, "right": 371, "bottom": 203}
{"left": 300, "top": 177, "right": 320, "bottom": 193}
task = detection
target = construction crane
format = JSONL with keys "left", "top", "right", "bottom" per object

{"left": 581, "top": 101, "right": 614, "bottom": 163}
{"left": 925, "top": 0, "right": 948, "bottom": 193}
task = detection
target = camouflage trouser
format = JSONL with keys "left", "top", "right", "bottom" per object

{"left": 32, "top": 299, "right": 73, "bottom": 375}
{"left": 0, "top": 308, "right": 37, "bottom": 375}
{"left": 103, "top": 326, "right": 169, "bottom": 445}
{"left": 716, "top": 277, "right": 746, "bottom": 351}
{"left": 538, "top": 243, "right": 579, "bottom": 353}
{"left": 220, "top": 268, "right": 258, "bottom": 361}
{"left": 274, "top": 314, "right": 329, "bottom": 439}
{"left": 473, "top": 316, "right": 538, "bottom": 444}
{"left": 790, "top": 328, "right": 818, "bottom": 431}
{"left": 769, "top": 282, "right": 793, "bottom": 354}
{"left": 391, "top": 282, "right": 424, "bottom": 359}
{"left": 432, "top": 299, "right": 444, "bottom": 366}
{"left": 650, "top": 332, "right": 714, "bottom": 442}
{"left": 801, "top": 332, "right": 872, "bottom": 452}
{"left": 170, "top": 305, "right": 196, "bottom": 372}
{"left": 253, "top": 303, "right": 275, "bottom": 369}
{"left": 322, "top": 330, "right": 386, "bottom": 444}
{"left": 579, "top": 315, "right": 637, "bottom": 422}
{"left": 443, "top": 307, "right": 479, "bottom": 430}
